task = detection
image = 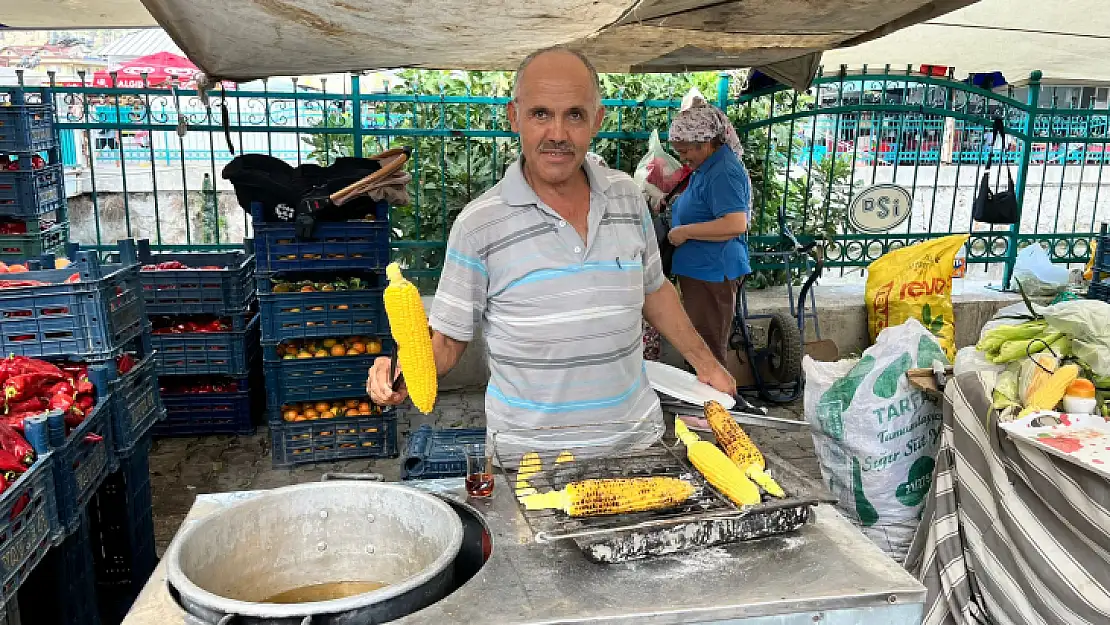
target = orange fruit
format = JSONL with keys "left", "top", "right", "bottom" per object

{"left": 7, "top": 264, "right": 27, "bottom": 273}
{"left": 345, "top": 399, "right": 359, "bottom": 408}
{"left": 284, "top": 344, "right": 298, "bottom": 356}
{"left": 350, "top": 342, "right": 367, "bottom": 354}
{"left": 315, "top": 402, "right": 330, "bottom": 413}
{"left": 346, "top": 348, "right": 359, "bottom": 356}
{"left": 367, "top": 340, "right": 382, "bottom": 354}
{"left": 336, "top": 304, "right": 349, "bottom": 311}
{"left": 313, "top": 349, "right": 328, "bottom": 358}
{"left": 296, "top": 351, "right": 313, "bottom": 359}
{"left": 330, "top": 344, "right": 346, "bottom": 357}
{"left": 304, "top": 409, "right": 319, "bottom": 420}
{"left": 346, "top": 408, "right": 360, "bottom": 417}
{"left": 283, "top": 409, "right": 298, "bottom": 422}
{"left": 300, "top": 285, "right": 315, "bottom": 292}
{"left": 55, "top": 258, "right": 71, "bottom": 269}
{"left": 322, "top": 338, "right": 338, "bottom": 348}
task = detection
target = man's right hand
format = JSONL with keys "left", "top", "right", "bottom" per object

{"left": 367, "top": 356, "right": 408, "bottom": 406}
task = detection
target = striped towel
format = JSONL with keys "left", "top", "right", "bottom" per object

{"left": 905, "top": 372, "right": 1110, "bottom": 625}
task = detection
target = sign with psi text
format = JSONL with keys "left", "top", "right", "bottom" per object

{"left": 848, "top": 184, "right": 912, "bottom": 233}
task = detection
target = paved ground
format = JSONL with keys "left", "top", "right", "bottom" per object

{"left": 147, "top": 391, "right": 821, "bottom": 555}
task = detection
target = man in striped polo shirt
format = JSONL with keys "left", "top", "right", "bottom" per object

{"left": 368, "top": 46, "right": 734, "bottom": 457}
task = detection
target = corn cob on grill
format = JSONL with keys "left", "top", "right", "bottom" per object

{"left": 383, "top": 262, "right": 438, "bottom": 414}
{"left": 703, "top": 401, "right": 785, "bottom": 498}
{"left": 520, "top": 476, "right": 695, "bottom": 517}
{"left": 674, "top": 417, "right": 761, "bottom": 506}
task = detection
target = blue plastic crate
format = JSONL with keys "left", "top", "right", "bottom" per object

{"left": 137, "top": 239, "right": 256, "bottom": 315}
{"left": 88, "top": 435, "right": 156, "bottom": 624}
{"left": 108, "top": 350, "right": 165, "bottom": 455}
{"left": 0, "top": 241, "right": 144, "bottom": 360}
{"left": 17, "top": 510, "right": 101, "bottom": 625}
{"left": 154, "top": 369, "right": 260, "bottom": 436}
{"left": 0, "top": 159, "right": 66, "bottom": 219}
{"left": 48, "top": 366, "right": 116, "bottom": 538}
{"left": 271, "top": 410, "right": 399, "bottom": 467}
{"left": 151, "top": 313, "right": 260, "bottom": 376}
{"left": 250, "top": 202, "right": 391, "bottom": 273}
{"left": 0, "top": 88, "right": 56, "bottom": 154}
{"left": 0, "top": 220, "right": 68, "bottom": 263}
{"left": 262, "top": 347, "right": 384, "bottom": 408}
{"left": 257, "top": 283, "right": 388, "bottom": 342}
{"left": 401, "top": 424, "right": 487, "bottom": 480}
{"left": 0, "top": 416, "right": 57, "bottom": 609}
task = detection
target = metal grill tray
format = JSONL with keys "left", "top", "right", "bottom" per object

{"left": 491, "top": 422, "right": 830, "bottom": 563}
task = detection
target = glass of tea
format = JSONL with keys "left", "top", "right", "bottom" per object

{"left": 464, "top": 444, "right": 494, "bottom": 498}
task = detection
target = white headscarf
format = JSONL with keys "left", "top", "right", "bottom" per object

{"left": 668, "top": 94, "right": 744, "bottom": 157}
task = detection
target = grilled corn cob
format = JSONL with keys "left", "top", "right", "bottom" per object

{"left": 383, "top": 262, "right": 437, "bottom": 414}
{"left": 520, "top": 477, "right": 695, "bottom": 517}
{"left": 703, "top": 401, "right": 785, "bottom": 498}
{"left": 674, "top": 417, "right": 761, "bottom": 506}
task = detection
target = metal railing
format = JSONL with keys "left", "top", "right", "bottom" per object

{"left": 3, "top": 67, "right": 1106, "bottom": 287}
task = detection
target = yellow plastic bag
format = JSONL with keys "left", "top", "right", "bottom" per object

{"left": 866, "top": 234, "right": 969, "bottom": 359}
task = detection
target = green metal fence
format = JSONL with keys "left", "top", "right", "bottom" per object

{"left": 8, "top": 67, "right": 1108, "bottom": 287}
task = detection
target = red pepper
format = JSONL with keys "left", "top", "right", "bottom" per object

{"left": 75, "top": 376, "right": 94, "bottom": 396}
{"left": 0, "top": 449, "right": 27, "bottom": 475}
{"left": 46, "top": 380, "right": 75, "bottom": 398}
{"left": 75, "top": 395, "right": 95, "bottom": 414}
{"left": 4, "top": 372, "right": 64, "bottom": 405}
{"left": 14, "top": 358, "right": 65, "bottom": 378}
{"left": 116, "top": 353, "right": 136, "bottom": 375}
{"left": 0, "top": 416, "right": 27, "bottom": 434}
{"left": 83, "top": 433, "right": 103, "bottom": 444}
{"left": 64, "top": 273, "right": 80, "bottom": 284}
{"left": 0, "top": 425, "right": 34, "bottom": 466}
{"left": 6, "top": 397, "right": 46, "bottom": 415}
{"left": 49, "top": 393, "right": 74, "bottom": 414}
{"left": 0, "top": 472, "right": 8, "bottom": 496}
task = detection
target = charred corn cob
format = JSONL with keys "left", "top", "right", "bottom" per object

{"left": 383, "top": 262, "right": 437, "bottom": 414}
{"left": 520, "top": 477, "right": 695, "bottom": 517}
{"left": 703, "top": 401, "right": 785, "bottom": 498}
{"left": 674, "top": 417, "right": 761, "bottom": 506}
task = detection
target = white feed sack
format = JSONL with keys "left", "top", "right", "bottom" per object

{"left": 803, "top": 319, "right": 947, "bottom": 563}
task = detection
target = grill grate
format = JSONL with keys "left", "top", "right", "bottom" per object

{"left": 492, "top": 423, "right": 746, "bottom": 543}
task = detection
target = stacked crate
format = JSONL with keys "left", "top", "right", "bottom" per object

{"left": 1087, "top": 223, "right": 1110, "bottom": 302}
{"left": 252, "top": 201, "right": 401, "bottom": 467}
{"left": 0, "top": 240, "right": 150, "bottom": 624}
{"left": 137, "top": 240, "right": 260, "bottom": 437}
{"left": 0, "top": 85, "right": 69, "bottom": 264}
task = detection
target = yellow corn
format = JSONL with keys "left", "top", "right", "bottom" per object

{"left": 1019, "top": 353, "right": 1058, "bottom": 404}
{"left": 704, "top": 401, "right": 785, "bottom": 498}
{"left": 674, "top": 417, "right": 761, "bottom": 506}
{"left": 516, "top": 452, "right": 542, "bottom": 496}
{"left": 1023, "top": 364, "right": 1080, "bottom": 414}
{"left": 521, "top": 477, "right": 695, "bottom": 517}
{"left": 383, "top": 262, "right": 437, "bottom": 414}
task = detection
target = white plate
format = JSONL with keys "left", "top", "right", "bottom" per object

{"left": 644, "top": 361, "right": 736, "bottom": 410}
{"left": 998, "top": 411, "right": 1110, "bottom": 480}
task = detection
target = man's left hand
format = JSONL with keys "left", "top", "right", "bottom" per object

{"left": 696, "top": 360, "right": 737, "bottom": 397}
{"left": 667, "top": 226, "right": 689, "bottom": 247}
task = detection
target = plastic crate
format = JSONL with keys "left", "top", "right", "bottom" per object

{"left": 271, "top": 410, "right": 400, "bottom": 467}
{"left": 0, "top": 220, "right": 67, "bottom": 263}
{"left": 401, "top": 424, "right": 487, "bottom": 480}
{"left": 250, "top": 202, "right": 391, "bottom": 273}
{"left": 154, "top": 369, "right": 260, "bottom": 436}
{"left": 257, "top": 284, "right": 388, "bottom": 342}
{"left": 137, "top": 239, "right": 256, "bottom": 315}
{"left": 262, "top": 347, "right": 385, "bottom": 408}
{"left": 0, "top": 88, "right": 56, "bottom": 154}
{"left": 0, "top": 241, "right": 144, "bottom": 360}
{"left": 88, "top": 436, "right": 156, "bottom": 624}
{"left": 0, "top": 159, "right": 66, "bottom": 219}
{"left": 151, "top": 313, "right": 260, "bottom": 376}
{"left": 48, "top": 367, "right": 116, "bottom": 537}
{"left": 108, "top": 350, "right": 165, "bottom": 455}
{"left": 0, "top": 416, "right": 57, "bottom": 610}
{"left": 17, "top": 510, "right": 100, "bottom": 625}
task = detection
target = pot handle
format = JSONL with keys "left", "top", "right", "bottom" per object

{"left": 217, "top": 616, "right": 237, "bottom": 625}
{"left": 321, "top": 472, "right": 384, "bottom": 482}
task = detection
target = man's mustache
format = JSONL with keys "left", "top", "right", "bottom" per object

{"left": 539, "top": 143, "right": 575, "bottom": 154}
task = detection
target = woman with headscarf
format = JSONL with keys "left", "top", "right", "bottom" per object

{"left": 666, "top": 97, "right": 752, "bottom": 366}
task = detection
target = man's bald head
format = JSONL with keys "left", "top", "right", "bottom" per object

{"left": 511, "top": 46, "right": 602, "bottom": 108}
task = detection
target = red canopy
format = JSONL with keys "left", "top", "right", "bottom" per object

{"left": 92, "top": 51, "right": 200, "bottom": 89}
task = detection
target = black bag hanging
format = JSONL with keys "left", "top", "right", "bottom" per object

{"left": 972, "top": 117, "right": 1019, "bottom": 225}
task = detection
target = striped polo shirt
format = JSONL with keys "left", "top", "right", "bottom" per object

{"left": 429, "top": 157, "right": 666, "bottom": 459}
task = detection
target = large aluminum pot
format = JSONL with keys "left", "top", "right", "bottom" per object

{"left": 166, "top": 482, "right": 464, "bottom": 624}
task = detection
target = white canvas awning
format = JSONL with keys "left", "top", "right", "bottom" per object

{"left": 0, "top": 0, "right": 978, "bottom": 89}
{"left": 822, "top": 0, "right": 1110, "bottom": 85}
